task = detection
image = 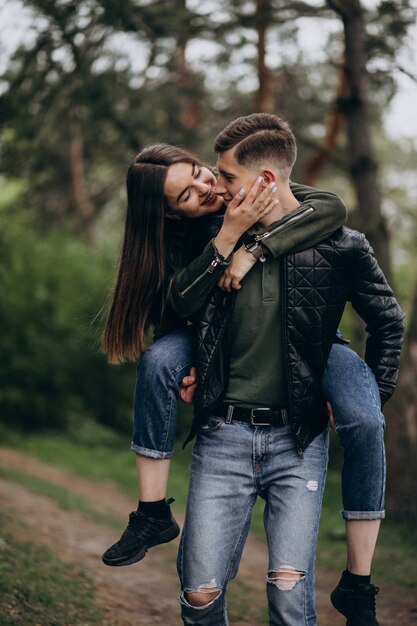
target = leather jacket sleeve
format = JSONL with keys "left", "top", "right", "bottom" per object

{"left": 166, "top": 239, "right": 232, "bottom": 319}
{"left": 263, "top": 183, "right": 347, "bottom": 257}
{"left": 349, "top": 234, "right": 405, "bottom": 406}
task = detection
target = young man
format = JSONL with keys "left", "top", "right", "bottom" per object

{"left": 168, "top": 113, "right": 404, "bottom": 626}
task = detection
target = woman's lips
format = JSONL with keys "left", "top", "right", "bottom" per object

{"left": 202, "top": 191, "right": 218, "bottom": 206}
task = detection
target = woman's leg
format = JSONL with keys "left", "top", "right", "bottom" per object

{"left": 135, "top": 456, "right": 171, "bottom": 502}
{"left": 322, "top": 342, "right": 384, "bottom": 624}
{"left": 102, "top": 325, "right": 194, "bottom": 567}
{"left": 131, "top": 325, "right": 194, "bottom": 499}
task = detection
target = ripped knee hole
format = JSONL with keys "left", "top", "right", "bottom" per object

{"left": 267, "top": 566, "right": 306, "bottom": 591}
{"left": 185, "top": 583, "right": 221, "bottom": 608}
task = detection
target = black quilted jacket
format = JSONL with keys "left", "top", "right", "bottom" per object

{"left": 185, "top": 227, "right": 405, "bottom": 452}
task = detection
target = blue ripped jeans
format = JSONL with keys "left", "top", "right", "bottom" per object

{"left": 178, "top": 422, "right": 328, "bottom": 626}
{"left": 132, "top": 327, "right": 386, "bottom": 519}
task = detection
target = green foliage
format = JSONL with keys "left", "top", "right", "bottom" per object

{"left": 0, "top": 201, "right": 136, "bottom": 433}
{"left": 0, "top": 512, "right": 104, "bottom": 625}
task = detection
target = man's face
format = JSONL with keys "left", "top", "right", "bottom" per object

{"left": 214, "top": 147, "right": 258, "bottom": 205}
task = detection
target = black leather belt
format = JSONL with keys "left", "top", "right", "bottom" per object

{"left": 216, "top": 403, "right": 288, "bottom": 427}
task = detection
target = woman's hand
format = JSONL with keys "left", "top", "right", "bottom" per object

{"left": 214, "top": 177, "right": 277, "bottom": 257}
{"left": 218, "top": 245, "right": 257, "bottom": 292}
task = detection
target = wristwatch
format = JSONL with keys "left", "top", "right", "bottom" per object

{"left": 244, "top": 240, "right": 267, "bottom": 262}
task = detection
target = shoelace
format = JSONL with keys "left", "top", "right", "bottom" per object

{"left": 126, "top": 512, "right": 165, "bottom": 540}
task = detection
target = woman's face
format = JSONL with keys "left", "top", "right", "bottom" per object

{"left": 163, "top": 161, "right": 223, "bottom": 218}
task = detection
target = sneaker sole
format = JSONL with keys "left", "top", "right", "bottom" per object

{"left": 102, "top": 522, "right": 180, "bottom": 567}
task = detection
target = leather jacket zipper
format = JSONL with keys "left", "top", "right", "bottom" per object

{"left": 178, "top": 255, "right": 225, "bottom": 297}
{"left": 254, "top": 206, "right": 314, "bottom": 243}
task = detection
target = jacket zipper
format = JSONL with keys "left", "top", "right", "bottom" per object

{"left": 178, "top": 255, "right": 224, "bottom": 297}
{"left": 182, "top": 292, "right": 236, "bottom": 448}
{"left": 255, "top": 206, "right": 314, "bottom": 242}
{"left": 201, "top": 293, "right": 236, "bottom": 407}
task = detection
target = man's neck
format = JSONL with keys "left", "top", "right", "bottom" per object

{"left": 259, "top": 185, "right": 300, "bottom": 227}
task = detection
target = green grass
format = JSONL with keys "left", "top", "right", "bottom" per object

{"left": 0, "top": 423, "right": 140, "bottom": 496}
{"left": 0, "top": 511, "right": 105, "bottom": 626}
{"left": 2, "top": 423, "right": 416, "bottom": 592}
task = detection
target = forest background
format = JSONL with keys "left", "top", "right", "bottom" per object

{"left": 1, "top": 2, "right": 417, "bottom": 617}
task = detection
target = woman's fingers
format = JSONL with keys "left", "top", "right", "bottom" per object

{"left": 258, "top": 197, "right": 279, "bottom": 216}
{"left": 227, "top": 175, "right": 265, "bottom": 212}
{"left": 218, "top": 273, "right": 232, "bottom": 292}
{"left": 220, "top": 177, "right": 278, "bottom": 242}
{"left": 244, "top": 175, "right": 265, "bottom": 204}
{"left": 218, "top": 266, "right": 232, "bottom": 291}
{"left": 251, "top": 183, "right": 277, "bottom": 214}
{"left": 227, "top": 187, "right": 247, "bottom": 211}
{"left": 237, "top": 180, "right": 276, "bottom": 217}
{"left": 218, "top": 269, "right": 244, "bottom": 292}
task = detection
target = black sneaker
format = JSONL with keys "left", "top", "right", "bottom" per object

{"left": 102, "top": 500, "right": 180, "bottom": 567}
{"left": 331, "top": 583, "right": 380, "bottom": 626}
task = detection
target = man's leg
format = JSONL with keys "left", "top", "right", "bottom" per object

{"left": 178, "top": 420, "right": 257, "bottom": 626}
{"left": 262, "top": 426, "right": 328, "bottom": 626}
{"left": 102, "top": 326, "right": 194, "bottom": 566}
{"left": 323, "top": 343, "right": 384, "bottom": 624}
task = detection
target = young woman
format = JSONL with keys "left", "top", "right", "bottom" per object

{"left": 101, "top": 145, "right": 386, "bottom": 613}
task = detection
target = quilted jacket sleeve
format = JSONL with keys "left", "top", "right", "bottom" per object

{"left": 349, "top": 234, "right": 405, "bottom": 406}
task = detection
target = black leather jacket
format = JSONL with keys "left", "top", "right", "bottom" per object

{"left": 185, "top": 227, "right": 405, "bottom": 452}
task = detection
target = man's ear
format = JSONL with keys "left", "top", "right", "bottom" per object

{"left": 260, "top": 169, "right": 276, "bottom": 187}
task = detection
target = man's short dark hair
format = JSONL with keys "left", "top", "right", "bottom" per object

{"left": 214, "top": 113, "right": 297, "bottom": 179}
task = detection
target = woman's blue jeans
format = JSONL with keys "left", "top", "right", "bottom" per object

{"left": 132, "top": 327, "right": 386, "bottom": 519}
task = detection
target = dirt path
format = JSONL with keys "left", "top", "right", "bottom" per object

{"left": 0, "top": 448, "right": 416, "bottom": 626}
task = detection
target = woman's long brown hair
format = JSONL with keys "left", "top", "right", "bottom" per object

{"left": 102, "top": 144, "right": 198, "bottom": 363}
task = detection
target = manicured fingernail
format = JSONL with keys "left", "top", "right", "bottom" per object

{"left": 257, "top": 176, "right": 263, "bottom": 183}
{"left": 271, "top": 185, "right": 277, "bottom": 193}
{"left": 239, "top": 188, "right": 245, "bottom": 196}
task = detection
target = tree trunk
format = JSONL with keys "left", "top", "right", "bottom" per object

{"left": 175, "top": 0, "right": 199, "bottom": 135}
{"left": 69, "top": 107, "right": 97, "bottom": 246}
{"left": 304, "top": 63, "right": 347, "bottom": 186}
{"left": 385, "top": 279, "right": 417, "bottom": 524}
{"left": 328, "top": 0, "right": 417, "bottom": 524}
{"left": 253, "top": 0, "right": 274, "bottom": 113}
{"left": 327, "top": 0, "right": 392, "bottom": 283}
{"left": 176, "top": 39, "right": 200, "bottom": 133}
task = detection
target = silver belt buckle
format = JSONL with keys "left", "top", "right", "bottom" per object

{"left": 250, "top": 407, "right": 271, "bottom": 426}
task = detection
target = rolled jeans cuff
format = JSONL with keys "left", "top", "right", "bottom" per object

{"left": 342, "top": 510, "right": 385, "bottom": 521}
{"left": 130, "top": 442, "right": 174, "bottom": 460}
